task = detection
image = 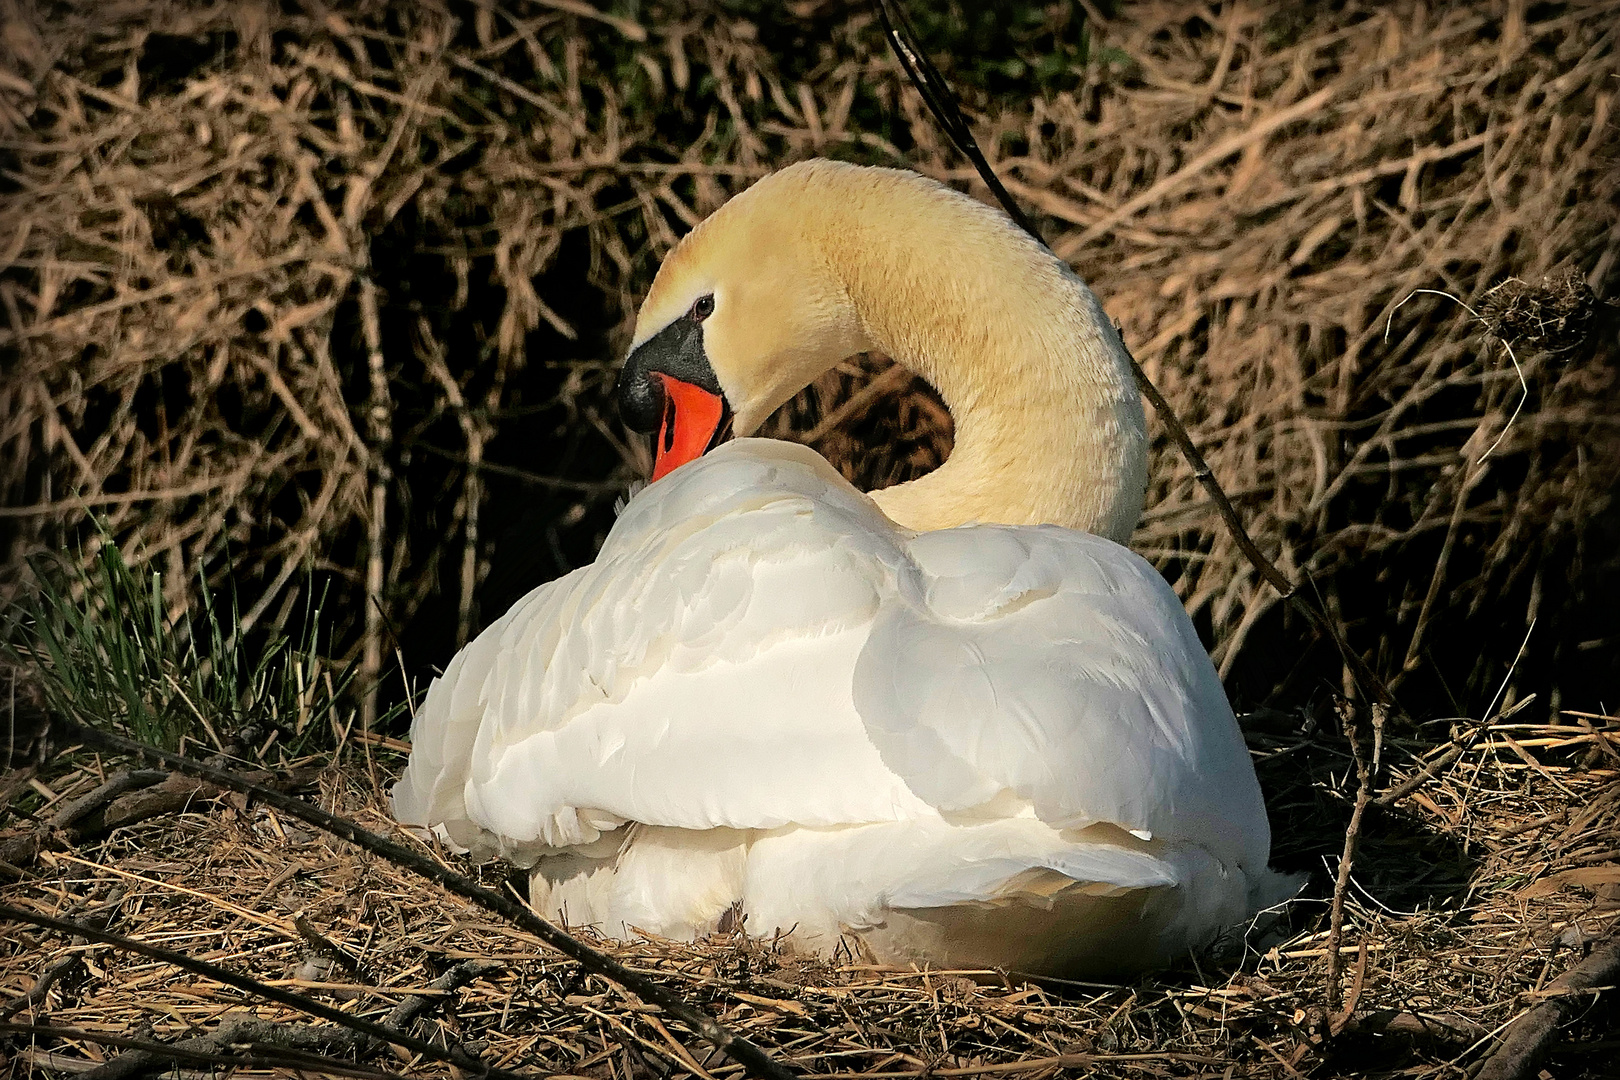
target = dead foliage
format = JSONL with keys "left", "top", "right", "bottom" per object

{"left": 1033, "top": 5, "right": 1620, "bottom": 710}
{"left": 1, "top": 0, "right": 1616, "bottom": 721}
{"left": 1, "top": 710, "right": 1616, "bottom": 1078}
{"left": 1, "top": 3, "right": 1619, "bottom": 1076}
{"left": 1478, "top": 270, "right": 1613, "bottom": 360}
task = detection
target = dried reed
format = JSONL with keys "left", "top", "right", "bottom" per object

{"left": 2, "top": 1, "right": 1615, "bottom": 723}
{"left": 2, "top": 5, "right": 1618, "bottom": 1074}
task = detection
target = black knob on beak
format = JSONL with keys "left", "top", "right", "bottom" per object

{"left": 616, "top": 362, "right": 665, "bottom": 433}
{"left": 615, "top": 313, "right": 723, "bottom": 432}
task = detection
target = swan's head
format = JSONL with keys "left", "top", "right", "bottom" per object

{"left": 615, "top": 161, "right": 873, "bottom": 480}
{"left": 614, "top": 159, "right": 1146, "bottom": 540}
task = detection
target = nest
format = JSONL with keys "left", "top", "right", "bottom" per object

{"left": 2, "top": 2, "right": 1619, "bottom": 1075}
{"left": 1478, "top": 271, "right": 1612, "bottom": 359}
{"left": 2, "top": 713, "right": 1617, "bottom": 1078}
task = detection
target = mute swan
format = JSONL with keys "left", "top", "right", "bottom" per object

{"left": 393, "top": 160, "right": 1292, "bottom": 976}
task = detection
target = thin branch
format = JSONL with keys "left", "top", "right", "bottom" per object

{"left": 1323, "top": 700, "right": 1383, "bottom": 1016}
{"left": 1474, "top": 929, "right": 1620, "bottom": 1080}
{"left": 872, "top": 0, "right": 1040, "bottom": 241}
{"left": 0, "top": 769, "right": 319, "bottom": 878}
{"left": 358, "top": 272, "right": 392, "bottom": 736}
{"left": 295, "top": 914, "right": 372, "bottom": 983}
{"left": 1, "top": 1020, "right": 415, "bottom": 1080}
{"left": 0, "top": 954, "right": 82, "bottom": 1021}
{"left": 1375, "top": 693, "right": 1537, "bottom": 808}
{"left": 1125, "top": 363, "right": 1296, "bottom": 598}
{"left": 0, "top": 902, "right": 517, "bottom": 1080}
{"left": 60, "top": 958, "right": 502, "bottom": 1080}
{"left": 873, "top": 0, "right": 1400, "bottom": 716}
{"left": 0, "top": 769, "right": 165, "bottom": 873}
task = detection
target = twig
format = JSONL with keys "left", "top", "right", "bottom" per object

{"left": 1329, "top": 942, "right": 1368, "bottom": 1037}
{"left": 295, "top": 914, "right": 372, "bottom": 982}
{"left": 42, "top": 719, "right": 800, "bottom": 1080}
{"left": 0, "top": 768, "right": 319, "bottom": 878}
{"left": 62, "top": 957, "right": 503, "bottom": 1080}
{"left": 1054, "top": 86, "right": 1336, "bottom": 256}
{"left": 48, "top": 769, "right": 168, "bottom": 826}
{"left": 416, "top": 315, "right": 491, "bottom": 650}
{"left": 1474, "top": 929, "right": 1620, "bottom": 1080}
{"left": 0, "top": 1029, "right": 414, "bottom": 1080}
{"left": 1125, "top": 364, "right": 1295, "bottom": 598}
{"left": 358, "top": 273, "right": 391, "bottom": 739}
{"left": 0, "top": 769, "right": 165, "bottom": 873}
{"left": 1375, "top": 693, "right": 1537, "bottom": 808}
{"left": 383, "top": 958, "right": 505, "bottom": 1033}
{"left": 1340, "top": 1010, "right": 1488, "bottom": 1043}
{"left": 77, "top": 1017, "right": 392, "bottom": 1080}
{"left": 0, "top": 902, "right": 518, "bottom": 1080}
{"left": 1323, "top": 700, "right": 1383, "bottom": 1016}
{"left": 0, "top": 954, "right": 82, "bottom": 1021}
{"left": 1483, "top": 620, "right": 1538, "bottom": 723}
{"left": 1397, "top": 462, "right": 1493, "bottom": 675}
{"left": 872, "top": 0, "right": 1040, "bottom": 242}
{"left": 797, "top": 1050, "right": 1230, "bottom": 1078}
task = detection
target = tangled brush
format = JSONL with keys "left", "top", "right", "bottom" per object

{"left": 1, "top": 0, "right": 1616, "bottom": 728}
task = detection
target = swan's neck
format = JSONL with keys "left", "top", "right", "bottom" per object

{"left": 829, "top": 194, "right": 1147, "bottom": 542}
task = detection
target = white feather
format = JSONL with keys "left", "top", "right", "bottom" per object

{"left": 393, "top": 440, "right": 1292, "bottom": 974}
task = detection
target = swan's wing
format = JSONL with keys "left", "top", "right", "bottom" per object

{"left": 854, "top": 523, "right": 1272, "bottom": 872}
{"left": 391, "top": 439, "right": 931, "bottom": 863}
{"left": 394, "top": 437, "right": 1269, "bottom": 882}
{"left": 389, "top": 568, "right": 587, "bottom": 856}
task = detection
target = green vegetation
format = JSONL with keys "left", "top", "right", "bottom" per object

{"left": 5, "top": 539, "right": 365, "bottom": 757}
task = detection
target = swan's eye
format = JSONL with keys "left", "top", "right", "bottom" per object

{"left": 691, "top": 295, "right": 715, "bottom": 322}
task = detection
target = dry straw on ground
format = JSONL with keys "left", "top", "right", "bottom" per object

{"left": 2, "top": 713, "right": 1617, "bottom": 1078}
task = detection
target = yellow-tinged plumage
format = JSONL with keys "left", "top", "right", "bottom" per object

{"left": 634, "top": 159, "right": 1147, "bottom": 541}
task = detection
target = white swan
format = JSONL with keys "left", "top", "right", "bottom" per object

{"left": 392, "top": 160, "right": 1292, "bottom": 976}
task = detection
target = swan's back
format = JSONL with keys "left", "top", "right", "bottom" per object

{"left": 393, "top": 440, "right": 1287, "bottom": 974}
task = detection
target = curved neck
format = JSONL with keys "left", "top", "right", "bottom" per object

{"left": 824, "top": 183, "right": 1146, "bottom": 542}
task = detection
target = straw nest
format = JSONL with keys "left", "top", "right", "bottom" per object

{"left": 2, "top": 714, "right": 1616, "bottom": 1078}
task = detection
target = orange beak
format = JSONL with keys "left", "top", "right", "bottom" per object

{"left": 652, "top": 373, "right": 729, "bottom": 481}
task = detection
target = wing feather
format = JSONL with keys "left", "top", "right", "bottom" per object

{"left": 393, "top": 439, "right": 1270, "bottom": 892}
{"left": 855, "top": 523, "right": 1271, "bottom": 871}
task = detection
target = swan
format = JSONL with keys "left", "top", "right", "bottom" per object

{"left": 392, "top": 160, "right": 1293, "bottom": 976}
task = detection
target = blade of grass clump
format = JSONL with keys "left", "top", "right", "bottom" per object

{"left": 4, "top": 527, "right": 387, "bottom": 758}
{"left": 7, "top": 541, "right": 176, "bottom": 748}
{"left": 137, "top": 548, "right": 169, "bottom": 742}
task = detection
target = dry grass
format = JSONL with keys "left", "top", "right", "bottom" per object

{"left": 1002, "top": 4, "right": 1620, "bottom": 706}
{"left": 2, "top": 712, "right": 1616, "bottom": 1078}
